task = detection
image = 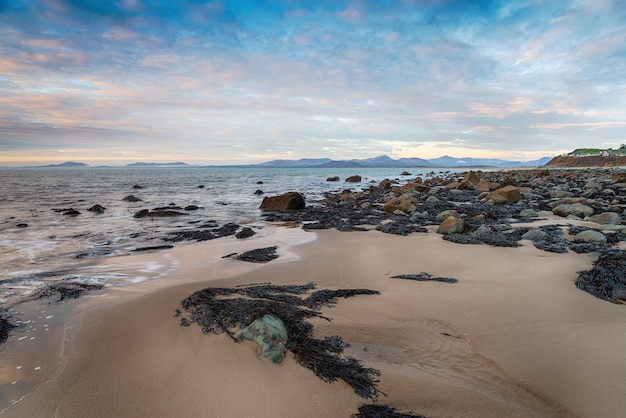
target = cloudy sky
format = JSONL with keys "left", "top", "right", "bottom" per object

{"left": 1, "top": 0, "right": 625, "bottom": 166}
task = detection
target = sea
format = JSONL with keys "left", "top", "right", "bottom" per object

{"left": 0, "top": 166, "right": 458, "bottom": 306}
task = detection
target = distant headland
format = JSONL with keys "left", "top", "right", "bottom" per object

{"left": 545, "top": 146, "right": 626, "bottom": 167}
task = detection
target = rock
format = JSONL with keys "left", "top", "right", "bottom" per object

{"left": 522, "top": 229, "right": 550, "bottom": 241}
{"left": 256, "top": 181, "right": 264, "bottom": 184}
{"left": 485, "top": 185, "right": 521, "bottom": 204}
{"left": 519, "top": 208, "right": 538, "bottom": 218}
{"left": 198, "top": 185, "right": 205, "bottom": 189}
{"left": 254, "top": 189, "right": 264, "bottom": 195}
{"left": 382, "top": 195, "right": 418, "bottom": 214}
{"left": 457, "top": 171, "right": 480, "bottom": 190}
{"left": 401, "top": 182, "right": 431, "bottom": 193}
{"left": 88, "top": 204, "right": 106, "bottom": 214}
{"left": 133, "top": 184, "right": 145, "bottom": 189}
{"left": 63, "top": 208, "right": 81, "bottom": 216}
{"left": 123, "top": 195, "right": 142, "bottom": 202}
{"left": 235, "top": 246, "right": 278, "bottom": 263}
{"left": 475, "top": 179, "right": 491, "bottom": 192}
{"left": 400, "top": 171, "right": 412, "bottom": 176}
{"left": 575, "top": 230, "right": 607, "bottom": 243}
{"left": 237, "top": 314, "right": 287, "bottom": 363}
{"left": 134, "top": 209, "right": 188, "bottom": 218}
{"left": 184, "top": 205, "right": 200, "bottom": 211}
{"left": 436, "top": 210, "right": 460, "bottom": 222}
{"left": 549, "top": 189, "right": 575, "bottom": 198}
{"left": 260, "top": 192, "right": 306, "bottom": 210}
{"left": 345, "top": 175, "right": 362, "bottom": 183}
{"left": 552, "top": 203, "right": 594, "bottom": 218}
{"left": 437, "top": 216, "right": 464, "bottom": 235}
{"left": 16, "top": 223, "right": 28, "bottom": 228}
{"left": 133, "top": 209, "right": 150, "bottom": 218}
{"left": 589, "top": 212, "right": 622, "bottom": 225}
{"left": 326, "top": 176, "right": 340, "bottom": 182}
{"left": 236, "top": 227, "right": 255, "bottom": 239}
{"left": 378, "top": 179, "right": 395, "bottom": 190}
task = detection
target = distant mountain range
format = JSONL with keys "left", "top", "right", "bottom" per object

{"left": 41, "top": 161, "right": 88, "bottom": 168}
{"left": 256, "top": 155, "right": 553, "bottom": 168}
{"left": 125, "top": 162, "right": 189, "bottom": 167}
{"left": 28, "top": 155, "right": 552, "bottom": 169}
{"left": 32, "top": 161, "right": 189, "bottom": 168}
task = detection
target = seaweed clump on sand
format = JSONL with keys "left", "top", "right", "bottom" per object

{"left": 38, "top": 280, "right": 104, "bottom": 301}
{"left": 575, "top": 249, "right": 626, "bottom": 303}
{"left": 1, "top": 308, "right": 16, "bottom": 344}
{"left": 352, "top": 404, "right": 427, "bottom": 418}
{"left": 391, "top": 273, "right": 458, "bottom": 284}
{"left": 179, "top": 282, "right": 384, "bottom": 400}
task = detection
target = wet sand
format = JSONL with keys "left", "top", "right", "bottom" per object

{"left": 2, "top": 220, "right": 626, "bottom": 417}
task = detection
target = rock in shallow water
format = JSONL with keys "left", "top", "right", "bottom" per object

{"left": 260, "top": 192, "right": 306, "bottom": 210}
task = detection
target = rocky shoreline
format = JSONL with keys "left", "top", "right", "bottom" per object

{"left": 137, "top": 167, "right": 626, "bottom": 304}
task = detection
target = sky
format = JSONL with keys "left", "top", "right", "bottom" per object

{"left": 1, "top": 0, "right": 625, "bottom": 166}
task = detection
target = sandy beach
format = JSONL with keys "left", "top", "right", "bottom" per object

{"left": 2, "top": 215, "right": 625, "bottom": 418}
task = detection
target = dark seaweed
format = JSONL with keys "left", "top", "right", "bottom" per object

{"left": 235, "top": 246, "right": 279, "bottom": 263}
{"left": 0, "top": 308, "right": 16, "bottom": 344}
{"left": 352, "top": 404, "right": 427, "bottom": 418}
{"left": 179, "top": 282, "right": 383, "bottom": 399}
{"left": 575, "top": 249, "right": 626, "bottom": 303}
{"left": 38, "top": 281, "right": 104, "bottom": 301}
{"left": 391, "top": 273, "right": 458, "bottom": 284}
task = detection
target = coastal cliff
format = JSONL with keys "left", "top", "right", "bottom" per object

{"left": 545, "top": 155, "right": 626, "bottom": 167}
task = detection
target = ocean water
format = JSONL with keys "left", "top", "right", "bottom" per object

{"left": 0, "top": 166, "right": 453, "bottom": 305}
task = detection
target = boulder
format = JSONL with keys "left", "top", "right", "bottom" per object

{"left": 437, "top": 216, "right": 465, "bottom": 235}
{"left": 401, "top": 182, "right": 430, "bottom": 193}
{"left": 237, "top": 314, "right": 287, "bottom": 363}
{"left": 475, "top": 179, "right": 491, "bottom": 192}
{"left": 456, "top": 171, "right": 480, "bottom": 190}
{"left": 260, "top": 192, "right": 306, "bottom": 210}
{"left": 345, "top": 175, "right": 362, "bottom": 183}
{"left": 123, "top": 195, "right": 142, "bottom": 202}
{"left": 326, "top": 176, "right": 340, "bottom": 182}
{"left": 485, "top": 185, "right": 521, "bottom": 204}
{"left": 436, "top": 210, "right": 460, "bottom": 222}
{"left": 552, "top": 203, "right": 594, "bottom": 218}
{"left": 184, "top": 205, "right": 200, "bottom": 211}
{"left": 519, "top": 209, "right": 538, "bottom": 218}
{"left": 382, "top": 195, "right": 418, "bottom": 214}
{"left": 87, "top": 204, "right": 106, "bottom": 214}
{"left": 575, "top": 230, "right": 607, "bottom": 243}
{"left": 522, "top": 229, "right": 550, "bottom": 241}
{"left": 254, "top": 189, "right": 264, "bottom": 195}
{"left": 589, "top": 212, "right": 622, "bottom": 225}
{"left": 378, "top": 179, "right": 394, "bottom": 190}
{"left": 63, "top": 208, "right": 81, "bottom": 216}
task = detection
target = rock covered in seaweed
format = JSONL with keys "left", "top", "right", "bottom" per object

{"left": 179, "top": 282, "right": 383, "bottom": 400}
{"left": 237, "top": 314, "right": 287, "bottom": 363}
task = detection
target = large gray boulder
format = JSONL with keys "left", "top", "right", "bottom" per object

{"left": 589, "top": 212, "right": 622, "bottom": 225}
{"left": 552, "top": 203, "right": 594, "bottom": 218}
{"left": 260, "top": 192, "right": 305, "bottom": 210}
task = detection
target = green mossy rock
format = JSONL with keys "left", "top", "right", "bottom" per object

{"left": 237, "top": 314, "right": 288, "bottom": 363}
